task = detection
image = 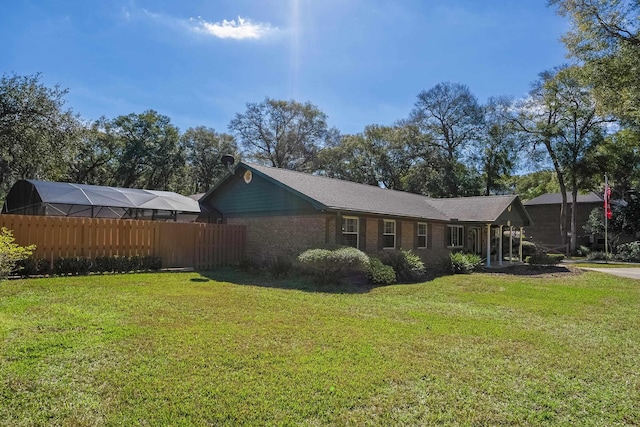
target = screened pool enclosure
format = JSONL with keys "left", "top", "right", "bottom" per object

{"left": 1, "top": 180, "right": 200, "bottom": 222}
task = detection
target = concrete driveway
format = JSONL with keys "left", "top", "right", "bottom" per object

{"left": 580, "top": 267, "right": 640, "bottom": 280}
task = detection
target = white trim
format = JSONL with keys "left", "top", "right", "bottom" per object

{"left": 417, "top": 222, "right": 428, "bottom": 249}
{"left": 342, "top": 216, "right": 359, "bottom": 249}
{"left": 499, "top": 225, "right": 503, "bottom": 266}
{"left": 447, "top": 225, "right": 464, "bottom": 248}
{"left": 486, "top": 224, "right": 492, "bottom": 267}
{"left": 383, "top": 219, "right": 396, "bottom": 249}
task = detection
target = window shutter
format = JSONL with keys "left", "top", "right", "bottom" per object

{"left": 444, "top": 225, "right": 449, "bottom": 248}
{"left": 335, "top": 215, "right": 342, "bottom": 245}
{"left": 427, "top": 223, "right": 432, "bottom": 249}
{"left": 359, "top": 217, "right": 366, "bottom": 251}
{"left": 378, "top": 219, "right": 384, "bottom": 250}
{"left": 396, "top": 220, "right": 402, "bottom": 249}
{"left": 414, "top": 222, "right": 418, "bottom": 249}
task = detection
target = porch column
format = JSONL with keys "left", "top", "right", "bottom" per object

{"left": 509, "top": 226, "right": 513, "bottom": 264}
{"left": 486, "top": 224, "right": 491, "bottom": 267}
{"left": 498, "top": 225, "right": 503, "bottom": 266}
{"left": 519, "top": 227, "right": 524, "bottom": 262}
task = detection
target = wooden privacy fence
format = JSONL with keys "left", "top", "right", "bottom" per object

{"left": 0, "top": 214, "right": 246, "bottom": 270}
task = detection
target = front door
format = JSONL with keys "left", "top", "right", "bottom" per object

{"left": 468, "top": 227, "right": 482, "bottom": 255}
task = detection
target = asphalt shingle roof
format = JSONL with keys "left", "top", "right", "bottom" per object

{"left": 524, "top": 192, "right": 602, "bottom": 205}
{"left": 244, "top": 163, "right": 524, "bottom": 223}
{"left": 426, "top": 195, "right": 520, "bottom": 222}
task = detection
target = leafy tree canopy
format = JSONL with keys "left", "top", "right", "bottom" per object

{"left": 0, "top": 72, "right": 80, "bottom": 199}
{"left": 229, "top": 98, "right": 336, "bottom": 172}
{"left": 180, "top": 126, "right": 239, "bottom": 194}
{"left": 550, "top": 0, "right": 640, "bottom": 125}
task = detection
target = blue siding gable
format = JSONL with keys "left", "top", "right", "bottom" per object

{"left": 203, "top": 165, "right": 322, "bottom": 216}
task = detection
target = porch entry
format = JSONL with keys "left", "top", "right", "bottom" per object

{"left": 467, "top": 227, "right": 483, "bottom": 255}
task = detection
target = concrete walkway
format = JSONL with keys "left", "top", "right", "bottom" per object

{"left": 579, "top": 267, "right": 640, "bottom": 280}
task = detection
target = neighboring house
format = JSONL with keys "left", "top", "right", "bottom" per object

{"left": 198, "top": 162, "right": 533, "bottom": 267}
{"left": 524, "top": 192, "right": 627, "bottom": 249}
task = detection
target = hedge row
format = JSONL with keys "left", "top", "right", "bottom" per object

{"left": 12, "top": 255, "right": 162, "bottom": 277}
{"left": 525, "top": 253, "right": 565, "bottom": 265}
{"left": 296, "top": 247, "right": 428, "bottom": 285}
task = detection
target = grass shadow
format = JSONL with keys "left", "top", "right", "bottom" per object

{"left": 485, "top": 264, "right": 580, "bottom": 277}
{"left": 198, "top": 268, "right": 442, "bottom": 294}
{"left": 198, "top": 268, "right": 381, "bottom": 294}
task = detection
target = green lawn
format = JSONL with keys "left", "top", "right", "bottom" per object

{"left": 1, "top": 269, "right": 639, "bottom": 426}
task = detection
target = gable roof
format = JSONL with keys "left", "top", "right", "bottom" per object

{"left": 524, "top": 192, "right": 603, "bottom": 206}
{"left": 427, "top": 195, "right": 523, "bottom": 223}
{"left": 524, "top": 191, "right": 628, "bottom": 208}
{"left": 203, "top": 162, "right": 532, "bottom": 225}
{"left": 243, "top": 163, "right": 450, "bottom": 220}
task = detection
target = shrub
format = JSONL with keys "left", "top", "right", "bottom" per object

{"left": 93, "top": 256, "right": 115, "bottom": 273}
{"left": 520, "top": 240, "right": 538, "bottom": 258}
{"left": 525, "top": 253, "right": 565, "bottom": 265}
{"left": 237, "top": 257, "right": 254, "bottom": 272}
{"left": 576, "top": 245, "right": 591, "bottom": 257}
{"left": 615, "top": 241, "right": 640, "bottom": 262}
{"left": 141, "top": 256, "right": 162, "bottom": 271}
{"left": 379, "top": 249, "right": 426, "bottom": 282}
{"left": 587, "top": 251, "right": 615, "bottom": 261}
{"left": 51, "top": 255, "right": 162, "bottom": 276}
{"left": 103, "top": 255, "right": 161, "bottom": 273}
{"left": 53, "top": 257, "right": 93, "bottom": 275}
{"left": 12, "top": 257, "right": 51, "bottom": 277}
{"left": 447, "top": 252, "right": 482, "bottom": 274}
{"left": 297, "top": 247, "right": 369, "bottom": 284}
{"left": 332, "top": 247, "right": 370, "bottom": 270}
{"left": 268, "top": 256, "right": 293, "bottom": 278}
{"left": 367, "top": 257, "right": 396, "bottom": 285}
{"left": 0, "top": 228, "right": 36, "bottom": 280}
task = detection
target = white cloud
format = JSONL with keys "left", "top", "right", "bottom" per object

{"left": 190, "top": 16, "right": 277, "bottom": 40}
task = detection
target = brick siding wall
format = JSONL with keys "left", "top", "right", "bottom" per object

{"left": 526, "top": 203, "right": 600, "bottom": 246}
{"left": 229, "top": 214, "right": 452, "bottom": 267}
{"left": 358, "top": 217, "right": 449, "bottom": 266}
{"left": 227, "top": 214, "right": 328, "bottom": 262}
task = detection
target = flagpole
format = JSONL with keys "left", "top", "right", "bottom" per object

{"left": 605, "top": 173, "right": 609, "bottom": 263}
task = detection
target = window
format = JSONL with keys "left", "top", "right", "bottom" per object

{"left": 383, "top": 220, "right": 396, "bottom": 249}
{"left": 342, "top": 217, "right": 359, "bottom": 248}
{"left": 417, "top": 222, "right": 427, "bottom": 248}
{"left": 447, "top": 225, "right": 464, "bottom": 248}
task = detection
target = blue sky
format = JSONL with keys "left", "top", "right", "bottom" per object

{"left": 2, "top": 0, "right": 569, "bottom": 135}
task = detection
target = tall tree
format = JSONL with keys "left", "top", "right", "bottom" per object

{"left": 0, "top": 73, "right": 80, "bottom": 199}
{"left": 507, "top": 170, "right": 560, "bottom": 201}
{"left": 229, "top": 98, "right": 335, "bottom": 171}
{"left": 360, "top": 124, "right": 423, "bottom": 190}
{"left": 476, "top": 96, "right": 519, "bottom": 195}
{"left": 593, "top": 129, "right": 640, "bottom": 199}
{"left": 67, "top": 117, "right": 121, "bottom": 186}
{"left": 110, "top": 110, "right": 183, "bottom": 190}
{"left": 317, "top": 133, "right": 380, "bottom": 186}
{"left": 180, "top": 126, "right": 239, "bottom": 194}
{"left": 550, "top": 0, "right": 640, "bottom": 125}
{"left": 411, "top": 82, "right": 483, "bottom": 197}
{"left": 318, "top": 122, "right": 436, "bottom": 191}
{"left": 515, "top": 66, "right": 608, "bottom": 251}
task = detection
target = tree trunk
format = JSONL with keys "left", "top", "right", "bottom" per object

{"left": 571, "top": 183, "right": 578, "bottom": 253}
{"left": 545, "top": 139, "right": 568, "bottom": 246}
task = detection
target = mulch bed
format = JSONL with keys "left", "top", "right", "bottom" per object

{"left": 484, "top": 264, "right": 583, "bottom": 278}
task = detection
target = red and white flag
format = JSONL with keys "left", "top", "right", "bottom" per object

{"left": 604, "top": 181, "right": 612, "bottom": 220}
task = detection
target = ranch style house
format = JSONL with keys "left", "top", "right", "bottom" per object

{"left": 197, "top": 162, "right": 533, "bottom": 268}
